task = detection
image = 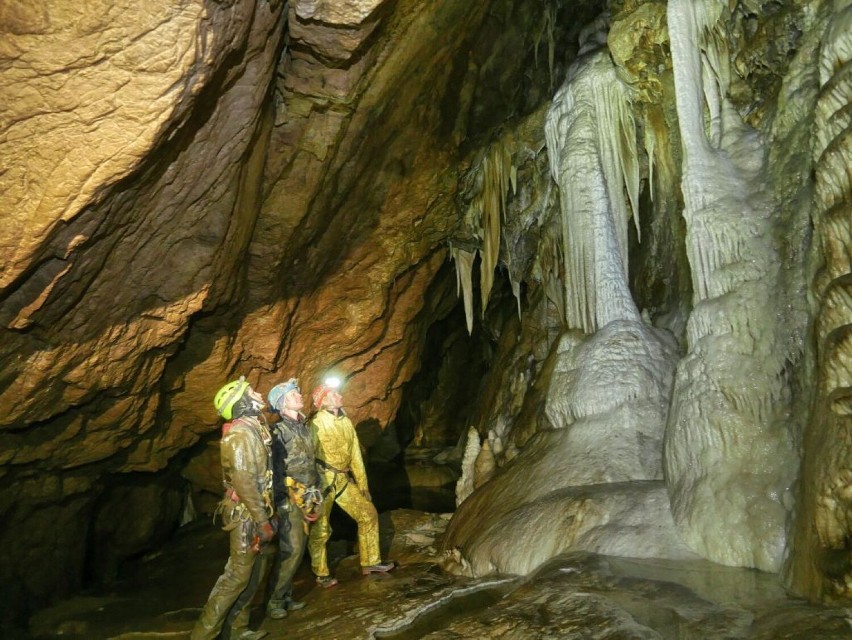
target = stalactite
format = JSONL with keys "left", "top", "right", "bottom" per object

{"left": 545, "top": 50, "right": 641, "bottom": 333}
{"left": 453, "top": 135, "right": 517, "bottom": 329}
{"left": 479, "top": 138, "right": 515, "bottom": 318}
{"left": 645, "top": 125, "right": 657, "bottom": 204}
{"left": 451, "top": 245, "right": 476, "bottom": 335}
{"left": 533, "top": 1, "right": 557, "bottom": 91}
{"left": 538, "top": 229, "right": 565, "bottom": 324}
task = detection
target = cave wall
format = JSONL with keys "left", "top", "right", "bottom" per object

{"left": 788, "top": 0, "right": 852, "bottom": 600}
{"left": 0, "top": 0, "right": 288, "bottom": 626}
{"left": 0, "top": 0, "right": 598, "bottom": 629}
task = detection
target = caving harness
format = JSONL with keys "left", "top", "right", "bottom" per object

{"left": 315, "top": 458, "right": 351, "bottom": 500}
{"left": 285, "top": 476, "right": 323, "bottom": 533}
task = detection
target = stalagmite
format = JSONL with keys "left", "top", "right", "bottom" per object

{"left": 455, "top": 427, "right": 481, "bottom": 506}
{"left": 473, "top": 439, "right": 495, "bottom": 489}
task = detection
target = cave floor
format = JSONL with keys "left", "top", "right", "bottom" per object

{"left": 29, "top": 509, "right": 852, "bottom": 640}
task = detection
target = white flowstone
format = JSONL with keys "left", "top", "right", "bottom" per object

{"left": 452, "top": 481, "right": 698, "bottom": 577}
{"left": 664, "top": 0, "right": 797, "bottom": 572}
{"left": 444, "top": 45, "right": 687, "bottom": 576}
{"left": 545, "top": 50, "right": 641, "bottom": 333}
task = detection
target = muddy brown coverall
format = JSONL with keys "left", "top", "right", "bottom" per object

{"left": 191, "top": 417, "right": 274, "bottom": 640}
{"left": 307, "top": 409, "right": 381, "bottom": 576}
{"left": 268, "top": 411, "right": 322, "bottom": 611}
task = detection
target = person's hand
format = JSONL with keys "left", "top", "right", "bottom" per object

{"left": 250, "top": 520, "right": 276, "bottom": 553}
{"left": 304, "top": 510, "right": 320, "bottom": 523}
{"left": 257, "top": 520, "right": 276, "bottom": 543}
{"left": 304, "top": 487, "right": 323, "bottom": 506}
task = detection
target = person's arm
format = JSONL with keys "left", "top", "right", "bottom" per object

{"left": 348, "top": 420, "right": 370, "bottom": 498}
{"left": 224, "top": 428, "right": 271, "bottom": 527}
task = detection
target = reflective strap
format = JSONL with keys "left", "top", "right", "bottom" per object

{"left": 315, "top": 458, "right": 349, "bottom": 474}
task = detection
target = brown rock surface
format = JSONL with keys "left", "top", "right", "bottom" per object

{"left": 0, "top": 0, "right": 288, "bottom": 624}
{"left": 0, "top": 0, "right": 546, "bottom": 628}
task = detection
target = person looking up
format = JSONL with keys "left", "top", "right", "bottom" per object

{"left": 192, "top": 376, "right": 275, "bottom": 640}
{"left": 265, "top": 378, "right": 322, "bottom": 619}
{"left": 307, "top": 378, "right": 394, "bottom": 588}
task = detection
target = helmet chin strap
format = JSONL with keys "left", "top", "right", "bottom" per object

{"left": 232, "top": 392, "right": 265, "bottom": 419}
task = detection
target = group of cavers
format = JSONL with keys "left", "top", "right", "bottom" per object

{"left": 191, "top": 375, "right": 395, "bottom": 640}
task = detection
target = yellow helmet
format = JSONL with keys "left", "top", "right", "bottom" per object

{"left": 214, "top": 377, "right": 250, "bottom": 420}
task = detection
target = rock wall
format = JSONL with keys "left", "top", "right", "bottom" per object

{"left": 0, "top": 0, "right": 288, "bottom": 626}
{"left": 0, "top": 0, "right": 594, "bottom": 629}
{"left": 789, "top": 0, "right": 852, "bottom": 601}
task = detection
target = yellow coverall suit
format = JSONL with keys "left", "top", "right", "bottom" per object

{"left": 191, "top": 417, "right": 274, "bottom": 640}
{"left": 307, "top": 409, "right": 381, "bottom": 576}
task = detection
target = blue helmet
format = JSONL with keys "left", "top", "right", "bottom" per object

{"left": 268, "top": 378, "right": 299, "bottom": 412}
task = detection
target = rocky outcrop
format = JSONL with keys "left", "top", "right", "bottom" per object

{"left": 789, "top": 1, "right": 852, "bottom": 600}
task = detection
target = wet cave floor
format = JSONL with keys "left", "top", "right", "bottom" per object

{"left": 29, "top": 509, "right": 852, "bottom": 640}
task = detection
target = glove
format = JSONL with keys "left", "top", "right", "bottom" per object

{"left": 301, "top": 487, "right": 323, "bottom": 523}
{"left": 304, "top": 486, "right": 323, "bottom": 507}
{"left": 249, "top": 520, "right": 275, "bottom": 554}
{"left": 257, "top": 520, "right": 276, "bottom": 543}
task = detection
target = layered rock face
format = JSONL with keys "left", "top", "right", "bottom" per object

{"left": 1, "top": 0, "right": 850, "bottom": 632}
{"left": 1, "top": 0, "right": 288, "bottom": 625}
{"left": 789, "top": 0, "right": 852, "bottom": 600}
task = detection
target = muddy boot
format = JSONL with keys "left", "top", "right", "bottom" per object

{"left": 315, "top": 575, "right": 338, "bottom": 588}
{"left": 268, "top": 593, "right": 306, "bottom": 619}
{"left": 361, "top": 561, "right": 395, "bottom": 575}
{"left": 266, "top": 601, "right": 288, "bottom": 620}
{"left": 284, "top": 596, "right": 306, "bottom": 611}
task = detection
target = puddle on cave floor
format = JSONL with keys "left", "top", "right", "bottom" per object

{"left": 28, "top": 510, "right": 852, "bottom": 640}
